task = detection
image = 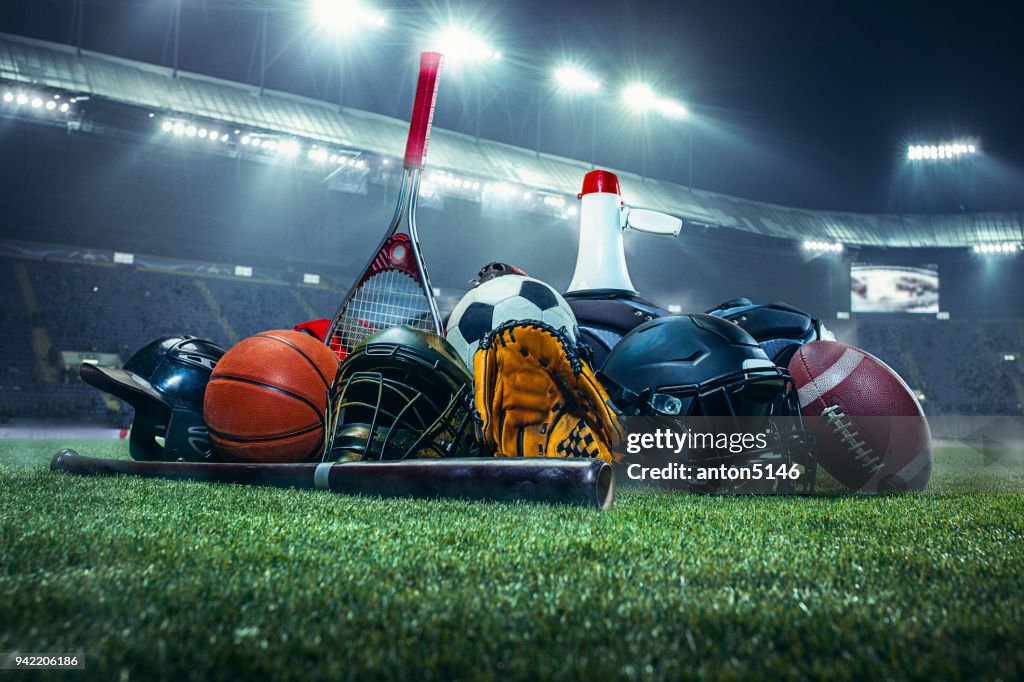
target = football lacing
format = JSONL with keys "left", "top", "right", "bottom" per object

{"left": 821, "top": 405, "right": 883, "bottom": 474}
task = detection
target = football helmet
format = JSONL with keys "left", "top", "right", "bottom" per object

{"left": 598, "top": 314, "right": 816, "bottom": 493}
{"left": 328, "top": 325, "right": 481, "bottom": 461}
{"left": 80, "top": 336, "right": 226, "bottom": 462}
{"left": 707, "top": 299, "right": 835, "bottom": 366}
{"left": 563, "top": 291, "right": 668, "bottom": 368}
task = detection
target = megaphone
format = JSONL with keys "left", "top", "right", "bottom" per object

{"left": 566, "top": 170, "right": 682, "bottom": 296}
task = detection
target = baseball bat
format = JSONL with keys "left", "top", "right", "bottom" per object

{"left": 50, "top": 449, "right": 615, "bottom": 509}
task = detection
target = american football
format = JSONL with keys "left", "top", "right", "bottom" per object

{"left": 789, "top": 340, "right": 933, "bottom": 491}
{"left": 1, "top": 1, "right": 1022, "bottom": 680}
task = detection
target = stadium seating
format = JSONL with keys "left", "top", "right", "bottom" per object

{"left": 1, "top": 255, "right": 1020, "bottom": 424}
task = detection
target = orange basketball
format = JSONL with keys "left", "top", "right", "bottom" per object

{"left": 204, "top": 330, "right": 340, "bottom": 463}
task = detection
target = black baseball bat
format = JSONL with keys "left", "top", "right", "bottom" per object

{"left": 50, "top": 449, "right": 615, "bottom": 509}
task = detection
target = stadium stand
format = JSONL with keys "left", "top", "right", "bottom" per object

{"left": 0, "top": 255, "right": 343, "bottom": 424}
{"left": 1, "top": 254, "right": 1020, "bottom": 426}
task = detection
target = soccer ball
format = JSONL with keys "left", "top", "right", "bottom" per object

{"left": 446, "top": 275, "right": 578, "bottom": 374}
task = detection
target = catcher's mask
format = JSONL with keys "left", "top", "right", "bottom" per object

{"left": 328, "top": 325, "right": 480, "bottom": 461}
{"left": 599, "top": 314, "right": 816, "bottom": 493}
{"left": 80, "top": 336, "right": 226, "bottom": 462}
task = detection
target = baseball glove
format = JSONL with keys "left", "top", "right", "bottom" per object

{"left": 474, "top": 320, "right": 623, "bottom": 462}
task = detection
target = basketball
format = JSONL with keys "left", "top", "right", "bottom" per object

{"left": 204, "top": 330, "right": 340, "bottom": 463}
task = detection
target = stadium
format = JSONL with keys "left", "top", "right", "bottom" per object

{"left": 1, "top": 1, "right": 1022, "bottom": 679}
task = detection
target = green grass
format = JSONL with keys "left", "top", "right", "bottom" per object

{"left": 1, "top": 441, "right": 1023, "bottom": 681}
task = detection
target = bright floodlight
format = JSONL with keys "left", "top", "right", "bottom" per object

{"left": 656, "top": 98, "right": 688, "bottom": 119}
{"left": 802, "top": 240, "right": 844, "bottom": 253}
{"left": 313, "top": 0, "right": 386, "bottom": 33}
{"left": 622, "top": 83, "right": 656, "bottom": 112}
{"left": 16, "top": 93, "right": 28, "bottom": 105}
{"left": 2, "top": 92, "right": 12, "bottom": 103}
{"left": 622, "top": 82, "right": 688, "bottom": 119}
{"left": 433, "top": 26, "right": 500, "bottom": 62}
{"left": 907, "top": 139, "right": 979, "bottom": 162}
{"left": 554, "top": 66, "right": 600, "bottom": 92}
{"left": 972, "top": 242, "right": 1020, "bottom": 255}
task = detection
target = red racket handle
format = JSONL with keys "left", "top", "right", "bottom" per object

{"left": 404, "top": 51, "right": 444, "bottom": 170}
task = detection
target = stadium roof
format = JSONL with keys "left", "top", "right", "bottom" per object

{"left": 1, "top": 32, "right": 1020, "bottom": 249}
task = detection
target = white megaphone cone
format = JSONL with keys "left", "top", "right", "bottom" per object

{"left": 566, "top": 170, "right": 683, "bottom": 296}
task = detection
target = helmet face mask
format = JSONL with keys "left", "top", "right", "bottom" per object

{"left": 600, "top": 314, "right": 817, "bottom": 493}
{"left": 327, "top": 326, "right": 481, "bottom": 461}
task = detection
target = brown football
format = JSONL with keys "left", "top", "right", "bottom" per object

{"left": 789, "top": 340, "right": 932, "bottom": 492}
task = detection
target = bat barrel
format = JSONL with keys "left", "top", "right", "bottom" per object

{"left": 327, "top": 458, "right": 614, "bottom": 509}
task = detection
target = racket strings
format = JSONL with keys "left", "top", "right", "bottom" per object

{"left": 337, "top": 269, "right": 433, "bottom": 353}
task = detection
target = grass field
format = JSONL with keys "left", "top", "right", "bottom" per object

{"left": 2, "top": 440, "right": 1023, "bottom": 681}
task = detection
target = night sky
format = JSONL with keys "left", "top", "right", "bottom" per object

{"left": 2, "top": 0, "right": 1022, "bottom": 213}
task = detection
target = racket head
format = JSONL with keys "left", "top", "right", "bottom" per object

{"left": 330, "top": 252, "right": 436, "bottom": 356}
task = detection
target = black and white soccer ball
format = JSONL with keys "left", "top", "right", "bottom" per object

{"left": 446, "top": 275, "right": 578, "bottom": 374}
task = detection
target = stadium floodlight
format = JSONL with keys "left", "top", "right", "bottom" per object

{"left": 161, "top": 120, "right": 173, "bottom": 133}
{"left": 16, "top": 93, "right": 28, "bottom": 105}
{"left": 45, "top": 100, "right": 56, "bottom": 111}
{"left": 277, "top": 139, "right": 301, "bottom": 156}
{"left": 907, "top": 139, "right": 979, "bottom": 161}
{"left": 622, "top": 82, "right": 688, "bottom": 119}
{"left": 554, "top": 66, "right": 600, "bottom": 92}
{"left": 31, "top": 97, "right": 43, "bottom": 108}
{"left": 972, "top": 242, "right": 1020, "bottom": 255}
{"left": 312, "top": 0, "right": 387, "bottom": 33}
{"left": 802, "top": 240, "right": 844, "bottom": 253}
{"left": 622, "top": 83, "right": 657, "bottom": 112}
{"left": 2, "top": 91, "right": 12, "bottom": 103}
{"left": 172, "top": 122, "right": 185, "bottom": 136}
{"left": 59, "top": 103, "right": 70, "bottom": 113}
{"left": 432, "top": 26, "right": 501, "bottom": 62}
{"left": 656, "top": 99, "right": 689, "bottom": 119}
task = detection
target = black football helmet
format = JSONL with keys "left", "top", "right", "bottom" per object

{"left": 563, "top": 291, "right": 669, "bottom": 368}
{"left": 81, "top": 336, "right": 226, "bottom": 462}
{"left": 598, "top": 314, "right": 816, "bottom": 493}
{"left": 707, "top": 299, "right": 835, "bottom": 366}
{"left": 328, "top": 325, "right": 482, "bottom": 461}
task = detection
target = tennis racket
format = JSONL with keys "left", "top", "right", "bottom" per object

{"left": 326, "top": 51, "right": 444, "bottom": 358}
